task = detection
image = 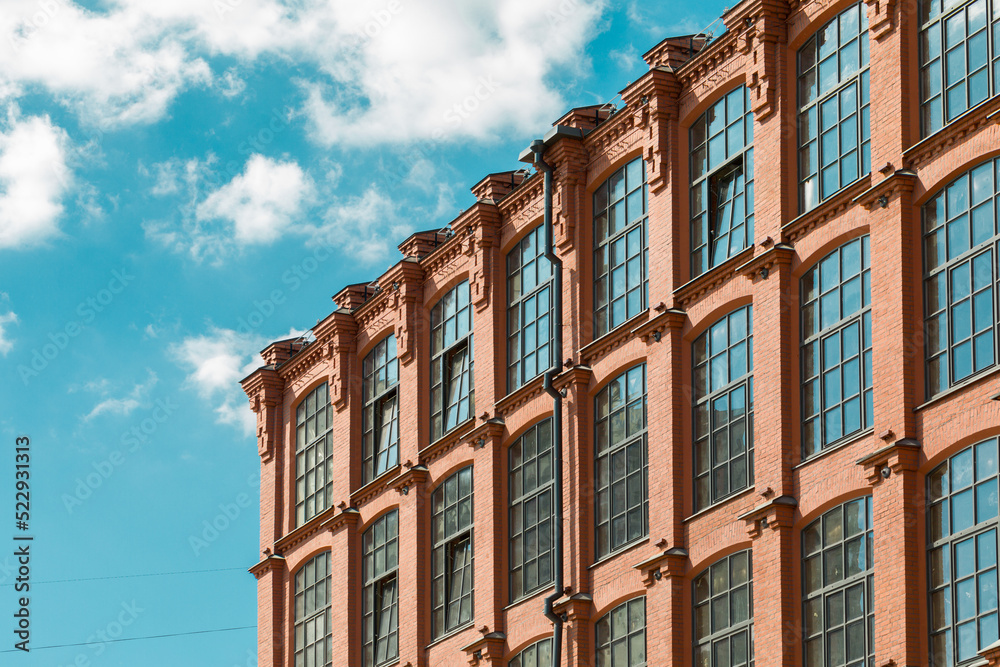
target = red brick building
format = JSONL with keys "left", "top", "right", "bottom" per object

{"left": 242, "top": 0, "right": 1000, "bottom": 663}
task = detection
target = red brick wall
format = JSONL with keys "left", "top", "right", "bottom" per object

{"left": 242, "top": 0, "right": 1000, "bottom": 663}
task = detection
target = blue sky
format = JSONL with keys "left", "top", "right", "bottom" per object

{"left": 0, "top": 1, "right": 728, "bottom": 664}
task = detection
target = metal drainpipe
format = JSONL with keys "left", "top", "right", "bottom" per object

{"left": 530, "top": 139, "right": 565, "bottom": 666}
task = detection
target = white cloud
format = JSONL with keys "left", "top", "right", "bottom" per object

{"left": 306, "top": 187, "right": 412, "bottom": 265}
{"left": 83, "top": 371, "right": 158, "bottom": 421}
{"left": 216, "top": 67, "right": 246, "bottom": 98}
{"left": 170, "top": 326, "right": 302, "bottom": 436}
{"left": 0, "top": 310, "right": 18, "bottom": 356}
{"left": 196, "top": 154, "right": 313, "bottom": 245}
{"left": 0, "top": 110, "right": 72, "bottom": 249}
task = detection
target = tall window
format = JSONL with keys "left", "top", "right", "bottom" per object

{"left": 363, "top": 510, "right": 399, "bottom": 667}
{"left": 363, "top": 335, "right": 399, "bottom": 483}
{"left": 694, "top": 550, "right": 754, "bottom": 667}
{"left": 595, "top": 364, "right": 648, "bottom": 559}
{"left": 510, "top": 639, "right": 553, "bottom": 667}
{"left": 510, "top": 419, "right": 554, "bottom": 601}
{"left": 690, "top": 87, "right": 755, "bottom": 277}
{"left": 919, "top": 0, "right": 1000, "bottom": 135}
{"left": 594, "top": 157, "right": 648, "bottom": 337}
{"left": 596, "top": 597, "right": 646, "bottom": 667}
{"left": 801, "top": 236, "right": 873, "bottom": 457}
{"left": 802, "top": 497, "right": 874, "bottom": 667}
{"left": 294, "top": 552, "right": 331, "bottom": 667}
{"left": 694, "top": 306, "right": 755, "bottom": 511}
{"left": 432, "top": 466, "right": 474, "bottom": 638}
{"left": 508, "top": 226, "right": 552, "bottom": 391}
{"left": 924, "top": 158, "right": 1000, "bottom": 395}
{"left": 797, "top": 2, "right": 871, "bottom": 211}
{"left": 431, "top": 281, "right": 474, "bottom": 441}
{"left": 928, "top": 438, "right": 1000, "bottom": 665}
{"left": 296, "top": 383, "right": 334, "bottom": 526}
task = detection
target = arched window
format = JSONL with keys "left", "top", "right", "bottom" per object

{"left": 919, "top": 0, "right": 1000, "bottom": 135}
{"left": 924, "top": 158, "right": 1000, "bottom": 395}
{"left": 363, "top": 334, "right": 399, "bottom": 483}
{"left": 694, "top": 549, "right": 754, "bottom": 666}
{"left": 510, "top": 418, "right": 554, "bottom": 602}
{"left": 595, "top": 364, "right": 648, "bottom": 558}
{"left": 797, "top": 2, "right": 871, "bottom": 211}
{"left": 693, "top": 305, "right": 754, "bottom": 511}
{"left": 363, "top": 510, "right": 399, "bottom": 667}
{"left": 690, "top": 87, "right": 755, "bottom": 277}
{"left": 927, "top": 437, "right": 1000, "bottom": 664}
{"left": 508, "top": 225, "right": 552, "bottom": 390}
{"left": 296, "top": 383, "right": 333, "bottom": 526}
{"left": 801, "top": 236, "right": 872, "bottom": 457}
{"left": 594, "top": 157, "right": 648, "bottom": 337}
{"left": 596, "top": 597, "right": 646, "bottom": 666}
{"left": 294, "top": 552, "right": 331, "bottom": 667}
{"left": 431, "top": 466, "right": 474, "bottom": 638}
{"left": 510, "top": 638, "right": 553, "bottom": 667}
{"left": 802, "top": 497, "right": 874, "bottom": 667}
{"left": 430, "top": 281, "right": 474, "bottom": 440}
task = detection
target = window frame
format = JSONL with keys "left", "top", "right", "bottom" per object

{"left": 595, "top": 597, "right": 647, "bottom": 667}
{"left": 363, "top": 334, "right": 400, "bottom": 484}
{"left": 923, "top": 158, "right": 1000, "bottom": 396}
{"left": 295, "top": 382, "right": 334, "bottom": 527}
{"left": 800, "top": 235, "right": 873, "bottom": 457}
{"left": 801, "top": 497, "right": 875, "bottom": 667}
{"left": 693, "top": 305, "right": 755, "bottom": 511}
{"left": 918, "top": 0, "right": 1000, "bottom": 136}
{"left": 430, "top": 281, "right": 475, "bottom": 441}
{"left": 294, "top": 552, "right": 332, "bottom": 667}
{"left": 510, "top": 638, "right": 554, "bottom": 667}
{"left": 927, "top": 438, "right": 1000, "bottom": 665}
{"left": 693, "top": 549, "right": 754, "bottom": 667}
{"left": 594, "top": 364, "right": 649, "bottom": 559}
{"left": 689, "top": 86, "right": 755, "bottom": 278}
{"left": 593, "top": 156, "right": 649, "bottom": 338}
{"left": 510, "top": 418, "right": 555, "bottom": 603}
{"left": 507, "top": 225, "right": 553, "bottom": 392}
{"left": 363, "top": 510, "right": 399, "bottom": 667}
{"left": 431, "top": 465, "right": 475, "bottom": 639}
{"left": 796, "top": 1, "right": 871, "bottom": 212}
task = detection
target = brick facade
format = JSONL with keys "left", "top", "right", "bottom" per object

{"left": 242, "top": 0, "right": 1000, "bottom": 664}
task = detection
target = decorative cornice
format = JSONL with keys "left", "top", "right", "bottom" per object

{"left": 495, "top": 375, "right": 547, "bottom": 418}
{"left": 274, "top": 505, "right": 339, "bottom": 553}
{"left": 320, "top": 506, "right": 361, "bottom": 533}
{"left": 856, "top": 438, "right": 921, "bottom": 485}
{"left": 633, "top": 547, "right": 688, "bottom": 587}
{"left": 739, "top": 495, "right": 797, "bottom": 538}
{"left": 864, "top": 0, "right": 896, "bottom": 39}
{"left": 462, "top": 631, "right": 506, "bottom": 666}
{"left": 418, "top": 418, "right": 477, "bottom": 465}
{"left": 673, "top": 246, "right": 755, "bottom": 309}
{"left": 461, "top": 418, "right": 506, "bottom": 453}
{"left": 553, "top": 593, "right": 594, "bottom": 624}
{"left": 903, "top": 95, "right": 1000, "bottom": 169}
{"left": 852, "top": 170, "right": 918, "bottom": 210}
{"left": 553, "top": 365, "right": 594, "bottom": 394}
{"left": 579, "top": 310, "right": 651, "bottom": 365}
{"left": 248, "top": 554, "right": 286, "bottom": 580}
{"left": 391, "top": 463, "right": 430, "bottom": 496}
{"left": 350, "top": 466, "right": 403, "bottom": 507}
{"left": 631, "top": 308, "right": 686, "bottom": 344}
{"left": 241, "top": 366, "right": 285, "bottom": 462}
{"left": 736, "top": 243, "right": 795, "bottom": 280}
{"left": 781, "top": 177, "right": 872, "bottom": 243}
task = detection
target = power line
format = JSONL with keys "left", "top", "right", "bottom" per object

{"left": 0, "top": 566, "right": 246, "bottom": 587}
{"left": 0, "top": 625, "right": 255, "bottom": 653}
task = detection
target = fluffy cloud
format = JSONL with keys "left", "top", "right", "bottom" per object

{"left": 0, "top": 309, "right": 18, "bottom": 356}
{"left": 170, "top": 326, "right": 303, "bottom": 436}
{"left": 0, "top": 111, "right": 72, "bottom": 249}
{"left": 196, "top": 155, "right": 314, "bottom": 245}
{"left": 83, "top": 371, "right": 159, "bottom": 421}
{"left": 306, "top": 187, "right": 412, "bottom": 265}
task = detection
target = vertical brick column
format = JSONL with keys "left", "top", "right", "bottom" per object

{"left": 327, "top": 510, "right": 361, "bottom": 666}
{"left": 391, "top": 467, "right": 429, "bottom": 667}
{"left": 250, "top": 559, "right": 286, "bottom": 667}
{"left": 742, "top": 247, "right": 796, "bottom": 496}
{"left": 635, "top": 549, "right": 688, "bottom": 666}
{"left": 743, "top": 499, "right": 798, "bottom": 667}
{"left": 860, "top": 174, "right": 920, "bottom": 439}
{"left": 864, "top": 0, "right": 917, "bottom": 170}
{"left": 466, "top": 422, "right": 506, "bottom": 638}
{"left": 559, "top": 367, "right": 595, "bottom": 605}
{"left": 858, "top": 440, "right": 922, "bottom": 665}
